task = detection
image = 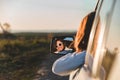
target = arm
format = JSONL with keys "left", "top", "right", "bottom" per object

{"left": 52, "top": 51, "right": 86, "bottom": 76}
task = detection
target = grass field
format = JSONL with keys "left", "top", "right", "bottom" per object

{"left": 0, "top": 32, "right": 75, "bottom": 80}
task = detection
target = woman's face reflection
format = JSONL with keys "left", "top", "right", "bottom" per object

{"left": 56, "top": 40, "right": 64, "bottom": 52}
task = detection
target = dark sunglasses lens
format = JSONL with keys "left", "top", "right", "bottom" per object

{"left": 59, "top": 43, "right": 61, "bottom": 46}
{"left": 56, "top": 43, "right": 62, "bottom": 48}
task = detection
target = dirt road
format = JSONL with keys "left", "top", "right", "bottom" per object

{"left": 33, "top": 54, "right": 69, "bottom": 80}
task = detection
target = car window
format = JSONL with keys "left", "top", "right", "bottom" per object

{"left": 99, "top": 0, "right": 120, "bottom": 79}
{"left": 87, "top": 0, "right": 119, "bottom": 78}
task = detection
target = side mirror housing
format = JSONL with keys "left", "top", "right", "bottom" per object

{"left": 50, "top": 36, "right": 74, "bottom": 55}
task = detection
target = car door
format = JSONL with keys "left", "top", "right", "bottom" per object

{"left": 90, "top": 0, "right": 120, "bottom": 80}
{"left": 71, "top": 0, "right": 119, "bottom": 80}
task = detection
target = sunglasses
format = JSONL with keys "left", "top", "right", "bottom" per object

{"left": 56, "top": 43, "right": 62, "bottom": 48}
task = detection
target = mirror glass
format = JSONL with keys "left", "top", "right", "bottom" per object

{"left": 50, "top": 36, "right": 74, "bottom": 55}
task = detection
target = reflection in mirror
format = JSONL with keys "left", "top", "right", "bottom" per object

{"left": 63, "top": 37, "right": 74, "bottom": 41}
{"left": 50, "top": 36, "right": 74, "bottom": 55}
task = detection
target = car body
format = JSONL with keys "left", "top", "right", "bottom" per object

{"left": 73, "top": 0, "right": 120, "bottom": 80}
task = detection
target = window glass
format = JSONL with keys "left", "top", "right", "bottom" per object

{"left": 100, "top": 0, "right": 120, "bottom": 78}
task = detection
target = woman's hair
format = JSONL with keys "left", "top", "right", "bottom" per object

{"left": 74, "top": 11, "right": 95, "bottom": 52}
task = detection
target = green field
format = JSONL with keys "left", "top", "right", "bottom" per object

{"left": 0, "top": 32, "right": 75, "bottom": 80}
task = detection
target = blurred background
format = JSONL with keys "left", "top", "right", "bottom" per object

{"left": 0, "top": 0, "right": 108, "bottom": 80}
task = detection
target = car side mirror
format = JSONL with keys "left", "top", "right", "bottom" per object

{"left": 50, "top": 36, "right": 74, "bottom": 55}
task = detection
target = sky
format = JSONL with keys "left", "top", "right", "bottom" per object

{"left": 0, "top": 0, "right": 97, "bottom": 32}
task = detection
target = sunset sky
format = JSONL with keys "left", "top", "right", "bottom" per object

{"left": 0, "top": 0, "right": 97, "bottom": 32}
